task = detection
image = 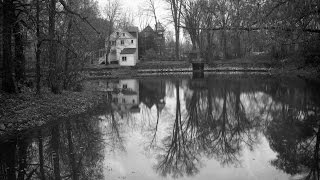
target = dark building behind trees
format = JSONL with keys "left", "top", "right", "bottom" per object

{"left": 138, "top": 22, "right": 165, "bottom": 60}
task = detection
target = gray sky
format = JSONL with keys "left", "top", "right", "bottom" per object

{"left": 97, "top": 0, "right": 172, "bottom": 31}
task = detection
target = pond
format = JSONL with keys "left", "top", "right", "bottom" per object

{"left": 1, "top": 74, "right": 320, "bottom": 180}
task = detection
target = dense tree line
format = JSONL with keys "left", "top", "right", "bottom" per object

{"left": 165, "top": 0, "right": 320, "bottom": 61}
{"left": 0, "top": 0, "right": 109, "bottom": 94}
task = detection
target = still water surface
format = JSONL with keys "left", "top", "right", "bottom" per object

{"left": 1, "top": 74, "right": 320, "bottom": 180}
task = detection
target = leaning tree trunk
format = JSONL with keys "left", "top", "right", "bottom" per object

{"left": 2, "top": 0, "right": 17, "bottom": 93}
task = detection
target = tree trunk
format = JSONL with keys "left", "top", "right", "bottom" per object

{"left": 64, "top": 17, "right": 73, "bottom": 90}
{"left": 235, "top": 31, "right": 241, "bottom": 58}
{"left": 2, "top": 0, "right": 17, "bottom": 93}
{"left": 105, "top": 22, "right": 113, "bottom": 65}
{"left": 48, "top": 0, "right": 60, "bottom": 94}
{"left": 222, "top": 29, "right": 228, "bottom": 59}
{"left": 36, "top": 0, "right": 41, "bottom": 94}
{"left": 175, "top": 26, "right": 180, "bottom": 60}
{"left": 14, "top": 22, "right": 26, "bottom": 84}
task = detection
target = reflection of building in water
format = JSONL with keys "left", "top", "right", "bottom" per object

{"left": 140, "top": 79, "right": 166, "bottom": 113}
{"left": 84, "top": 79, "right": 140, "bottom": 114}
{"left": 111, "top": 79, "right": 140, "bottom": 115}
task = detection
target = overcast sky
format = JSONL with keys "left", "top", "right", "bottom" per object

{"left": 97, "top": 0, "right": 172, "bottom": 31}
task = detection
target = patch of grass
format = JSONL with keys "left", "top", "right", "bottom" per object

{"left": 0, "top": 89, "right": 105, "bottom": 134}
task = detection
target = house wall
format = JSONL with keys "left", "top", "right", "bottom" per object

{"left": 112, "top": 79, "right": 140, "bottom": 113}
{"left": 107, "top": 29, "right": 138, "bottom": 65}
{"left": 119, "top": 54, "right": 135, "bottom": 66}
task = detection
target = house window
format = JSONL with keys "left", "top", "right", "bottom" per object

{"left": 122, "top": 98, "right": 126, "bottom": 103}
{"left": 122, "top": 56, "right": 127, "bottom": 61}
{"left": 110, "top": 41, "right": 115, "bottom": 46}
{"left": 123, "top": 33, "right": 125, "bottom": 37}
{"left": 123, "top": 84, "right": 127, "bottom": 89}
{"left": 116, "top": 32, "right": 119, "bottom": 36}
{"left": 121, "top": 40, "right": 124, "bottom": 45}
{"left": 131, "top": 40, "right": 134, "bottom": 44}
{"left": 132, "top": 99, "right": 135, "bottom": 103}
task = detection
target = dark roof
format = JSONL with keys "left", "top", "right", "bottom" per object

{"left": 120, "top": 48, "right": 136, "bottom": 54}
{"left": 126, "top": 26, "right": 139, "bottom": 32}
{"left": 129, "top": 32, "right": 137, "bottom": 38}
{"left": 142, "top": 25, "right": 154, "bottom": 33}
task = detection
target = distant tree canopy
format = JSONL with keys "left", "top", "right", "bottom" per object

{"left": 167, "top": 0, "right": 320, "bottom": 61}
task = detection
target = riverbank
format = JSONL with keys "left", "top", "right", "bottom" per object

{"left": 0, "top": 89, "right": 106, "bottom": 136}
{"left": 83, "top": 54, "right": 320, "bottom": 80}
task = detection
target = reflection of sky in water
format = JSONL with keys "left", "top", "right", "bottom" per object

{"left": 99, "top": 81, "right": 290, "bottom": 180}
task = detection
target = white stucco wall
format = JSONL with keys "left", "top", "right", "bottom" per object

{"left": 119, "top": 54, "right": 136, "bottom": 66}
{"left": 107, "top": 29, "right": 138, "bottom": 65}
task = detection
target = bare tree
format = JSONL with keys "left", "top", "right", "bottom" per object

{"left": 137, "top": 7, "right": 152, "bottom": 31}
{"left": 103, "top": 0, "right": 121, "bottom": 64}
{"left": 143, "top": 0, "right": 159, "bottom": 29}
{"left": 166, "top": 0, "right": 184, "bottom": 60}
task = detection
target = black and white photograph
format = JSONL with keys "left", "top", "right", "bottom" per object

{"left": 0, "top": 0, "right": 320, "bottom": 179}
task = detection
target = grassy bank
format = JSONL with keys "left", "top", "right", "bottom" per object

{"left": 0, "top": 89, "right": 105, "bottom": 135}
{"left": 84, "top": 54, "right": 320, "bottom": 79}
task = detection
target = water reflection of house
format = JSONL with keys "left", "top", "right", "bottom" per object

{"left": 84, "top": 79, "right": 140, "bottom": 114}
{"left": 139, "top": 79, "right": 166, "bottom": 113}
{"left": 111, "top": 79, "right": 140, "bottom": 114}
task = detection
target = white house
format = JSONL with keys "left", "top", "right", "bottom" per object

{"left": 106, "top": 26, "right": 139, "bottom": 66}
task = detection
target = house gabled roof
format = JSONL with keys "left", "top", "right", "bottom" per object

{"left": 142, "top": 25, "right": 154, "bottom": 33}
{"left": 109, "top": 29, "right": 136, "bottom": 40}
{"left": 120, "top": 48, "right": 136, "bottom": 54}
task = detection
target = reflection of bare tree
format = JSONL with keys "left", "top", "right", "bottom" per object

{"left": 103, "top": 92, "right": 126, "bottom": 152}
{"left": 0, "top": 105, "right": 106, "bottom": 179}
{"left": 38, "top": 130, "right": 45, "bottom": 180}
{"left": 155, "top": 79, "right": 262, "bottom": 178}
{"left": 66, "top": 120, "right": 78, "bottom": 180}
{"left": 50, "top": 124, "right": 61, "bottom": 180}
{"left": 155, "top": 81, "right": 200, "bottom": 178}
{"left": 266, "top": 101, "right": 320, "bottom": 180}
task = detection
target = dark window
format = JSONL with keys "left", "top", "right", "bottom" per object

{"left": 122, "top": 56, "right": 127, "bottom": 61}
{"left": 132, "top": 99, "right": 135, "bottom": 103}
{"left": 123, "top": 84, "right": 127, "bottom": 89}
{"left": 131, "top": 40, "right": 134, "bottom": 44}
{"left": 122, "top": 98, "right": 126, "bottom": 103}
{"left": 116, "top": 32, "right": 119, "bottom": 36}
{"left": 123, "top": 33, "right": 125, "bottom": 36}
{"left": 121, "top": 40, "right": 124, "bottom": 45}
